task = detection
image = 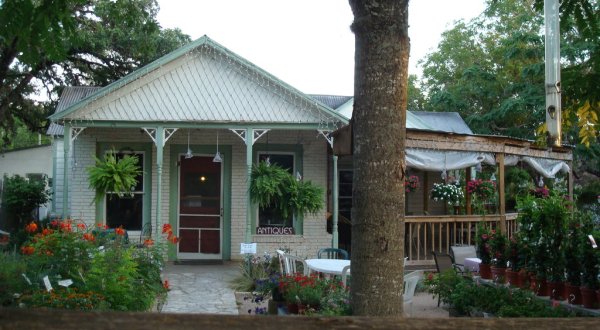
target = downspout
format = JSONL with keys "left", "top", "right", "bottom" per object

{"left": 155, "top": 126, "right": 164, "bottom": 241}
{"left": 62, "top": 124, "right": 71, "bottom": 218}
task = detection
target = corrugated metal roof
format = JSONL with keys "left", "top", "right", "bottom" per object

{"left": 46, "top": 87, "right": 102, "bottom": 136}
{"left": 411, "top": 111, "right": 473, "bottom": 134}
{"left": 50, "top": 36, "right": 348, "bottom": 127}
{"left": 309, "top": 94, "right": 353, "bottom": 110}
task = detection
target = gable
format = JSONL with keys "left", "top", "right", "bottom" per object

{"left": 51, "top": 37, "right": 346, "bottom": 127}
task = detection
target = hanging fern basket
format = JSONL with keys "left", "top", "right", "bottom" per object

{"left": 87, "top": 149, "right": 142, "bottom": 204}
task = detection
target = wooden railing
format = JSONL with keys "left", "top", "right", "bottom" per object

{"left": 405, "top": 213, "right": 518, "bottom": 266}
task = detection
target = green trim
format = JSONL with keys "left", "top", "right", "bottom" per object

{"left": 252, "top": 144, "right": 304, "bottom": 235}
{"left": 50, "top": 121, "right": 342, "bottom": 131}
{"left": 50, "top": 36, "right": 348, "bottom": 124}
{"left": 51, "top": 139, "right": 59, "bottom": 213}
{"left": 94, "top": 142, "right": 153, "bottom": 231}
{"left": 62, "top": 125, "right": 71, "bottom": 218}
{"left": 168, "top": 144, "right": 232, "bottom": 261}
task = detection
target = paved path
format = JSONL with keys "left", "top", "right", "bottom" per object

{"left": 160, "top": 263, "right": 239, "bottom": 314}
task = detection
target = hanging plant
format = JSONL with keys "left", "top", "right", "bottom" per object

{"left": 250, "top": 161, "right": 324, "bottom": 218}
{"left": 87, "top": 149, "right": 141, "bottom": 204}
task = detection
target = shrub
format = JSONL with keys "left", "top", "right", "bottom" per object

{"left": 2, "top": 174, "right": 50, "bottom": 230}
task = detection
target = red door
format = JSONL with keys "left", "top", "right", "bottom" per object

{"left": 177, "top": 156, "right": 222, "bottom": 259}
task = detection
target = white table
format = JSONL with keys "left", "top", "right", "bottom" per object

{"left": 305, "top": 259, "right": 350, "bottom": 276}
{"left": 464, "top": 257, "right": 482, "bottom": 272}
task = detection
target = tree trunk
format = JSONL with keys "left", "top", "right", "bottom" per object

{"left": 349, "top": 0, "right": 409, "bottom": 316}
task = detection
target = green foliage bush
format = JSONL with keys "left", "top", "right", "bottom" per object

{"left": 2, "top": 174, "right": 50, "bottom": 230}
{"left": 3, "top": 219, "right": 168, "bottom": 311}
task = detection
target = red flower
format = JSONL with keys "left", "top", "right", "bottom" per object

{"left": 21, "top": 245, "right": 35, "bottom": 255}
{"left": 83, "top": 233, "right": 95, "bottom": 242}
{"left": 115, "top": 227, "right": 125, "bottom": 236}
{"left": 60, "top": 221, "right": 72, "bottom": 232}
{"left": 481, "top": 234, "right": 488, "bottom": 240}
{"left": 76, "top": 223, "right": 86, "bottom": 230}
{"left": 25, "top": 222, "right": 38, "bottom": 233}
{"left": 50, "top": 220, "right": 59, "bottom": 227}
{"left": 143, "top": 238, "right": 154, "bottom": 247}
{"left": 163, "top": 280, "right": 170, "bottom": 290}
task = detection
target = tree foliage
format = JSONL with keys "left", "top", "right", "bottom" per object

{"left": 0, "top": 0, "right": 191, "bottom": 147}
{"left": 2, "top": 174, "right": 50, "bottom": 229}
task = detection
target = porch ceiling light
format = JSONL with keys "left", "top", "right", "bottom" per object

{"left": 213, "top": 131, "right": 222, "bottom": 163}
{"left": 185, "top": 130, "right": 193, "bottom": 159}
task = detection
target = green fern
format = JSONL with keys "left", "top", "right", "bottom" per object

{"left": 87, "top": 150, "right": 141, "bottom": 204}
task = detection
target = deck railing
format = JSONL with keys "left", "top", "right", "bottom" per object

{"left": 405, "top": 213, "right": 518, "bottom": 266}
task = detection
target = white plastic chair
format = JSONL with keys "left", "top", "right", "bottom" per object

{"left": 276, "top": 250, "right": 308, "bottom": 275}
{"left": 403, "top": 270, "right": 423, "bottom": 317}
{"left": 341, "top": 265, "right": 351, "bottom": 287}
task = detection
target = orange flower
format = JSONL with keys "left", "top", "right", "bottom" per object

{"left": 45, "top": 250, "right": 54, "bottom": 256}
{"left": 59, "top": 221, "right": 72, "bottom": 232}
{"left": 143, "top": 238, "right": 154, "bottom": 247}
{"left": 76, "top": 223, "right": 86, "bottom": 230}
{"left": 41, "top": 228, "right": 53, "bottom": 236}
{"left": 20, "top": 245, "right": 35, "bottom": 255}
{"left": 83, "top": 233, "right": 95, "bottom": 242}
{"left": 163, "top": 280, "right": 170, "bottom": 290}
{"left": 25, "top": 222, "right": 38, "bottom": 233}
{"left": 162, "top": 224, "right": 172, "bottom": 234}
{"left": 167, "top": 235, "right": 180, "bottom": 244}
{"left": 115, "top": 227, "right": 125, "bottom": 236}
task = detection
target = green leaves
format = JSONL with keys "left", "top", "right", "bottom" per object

{"left": 250, "top": 161, "right": 324, "bottom": 219}
{"left": 87, "top": 150, "right": 141, "bottom": 204}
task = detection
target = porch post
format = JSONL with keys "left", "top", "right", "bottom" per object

{"left": 567, "top": 160, "right": 574, "bottom": 202}
{"left": 497, "top": 153, "right": 506, "bottom": 234}
{"left": 62, "top": 124, "right": 71, "bottom": 218}
{"left": 332, "top": 155, "right": 339, "bottom": 248}
{"left": 465, "top": 168, "right": 472, "bottom": 215}
{"left": 245, "top": 128, "right": 254, "bottom": 243}
{"left": 155, "top": 126, "right": 164, "bottom": 240}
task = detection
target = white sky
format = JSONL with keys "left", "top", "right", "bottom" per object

{"left": 157, "top": 0, "right": 486, "bottom": 96}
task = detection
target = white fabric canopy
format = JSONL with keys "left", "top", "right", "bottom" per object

{"left": 406, "top": 149, "right": 491, "bottom": 171}
{"left": 406, "top": 149, "right": 570, "bottom": 179}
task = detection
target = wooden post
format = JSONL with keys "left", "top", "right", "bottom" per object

{"left": 497, "top": 153, "right": 506, "bottom": 234}
{"left": 423, "top": 171, "right": 429, "bottom": 214}
{"left": 465, "top": 168, "right": 472, "bottom": 215}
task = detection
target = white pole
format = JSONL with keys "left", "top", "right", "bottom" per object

{"left": 544, "top": 0, "right": 561, "bottom": 146}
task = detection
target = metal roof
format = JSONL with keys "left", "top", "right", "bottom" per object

{"left": 46, "top": 87, "right": 102, "bottom": 136}
{"left": 49, "top": 36, "right": 348, "bottom": 127}
{"left": 309, "top": 95, "right": 353, "bottom": 110}
{"left": 411, "top": 111, "right": 473, "bottom": 135}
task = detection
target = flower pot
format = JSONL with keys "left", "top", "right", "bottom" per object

{"left": 580, "top": 287, "right": 598, "bottom": 309}
{"left": 286, "top": 302, "right": 299, "bottom": 314}
{"left": 479, "top": 263, "right": 492, "bottom": 280}
{"left": 490, "top": 266, "right": 506, "bottom": 284}
{"left": 505, "top": 269, "right": 519, "bottom": 287}
{"left": 565, "top": 283, "right": 582, "bottom": 305}
{"left": 546, "top": 281, "right": 563, "bottom": 300}
{"left": 517, "top": 270, "right": 529, "bottom": 289}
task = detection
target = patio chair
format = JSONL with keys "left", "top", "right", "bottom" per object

{"left": 317, "top": 247, "right": 349, "bottom": 260}
{"left": 341, "top": 265, "right": 351, "bottom": 287}
{"left": 279, "top": 251, "right": 308, "bottom": 275}
{"left": 403, "top": 270, "right": 423, "bottom": 317}
{"left": 450, "top": 245, "right": 477, "bottom": 272}
{"left": 432, "top": 251, "right": 463, "bottom": 306}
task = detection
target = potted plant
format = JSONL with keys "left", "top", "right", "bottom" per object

{"left": 505, "top": 235, "right": 523, "bottom": 287}
{"left": 540, "top": 194, "right": 569, "bottom": 299}
{"left": 278, "top": 274, "right": 326, "bottom": 313}
{"left": 87, "top": 149, "right": 141, "bottom": 204}
{"left": 431, "top": 182, "right": 464, "bottom": 214}
{"left": 475, "top": 222, "right": 493, "bottom": 279}
{"left": 564, "top": 212, "right": 584, "bottom": 305}
{"left": 516, "top": 194, "right": 548, "bottom": 295}
{"left": 578, "top": 211, "right": 599, "bottom": 308}
{"left": 467, "top": 179, "right": 497, "bottom": 215}
{"left": 488, "top": 229, "right": 508, "bottom": 283}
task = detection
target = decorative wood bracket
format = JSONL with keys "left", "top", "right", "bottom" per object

{"left": 230, "top": 129, "right": 270, "bottom": 146}
{"left": 142, "top": 128, "right": 178, "bottom": 146}
{"left": 70, "top": 127, "right": 86, "bottom": 144}
{"left": 317, "top": 130, "right": 334, "bottom": 148}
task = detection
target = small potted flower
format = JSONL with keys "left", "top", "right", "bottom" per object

{"left": 404, "top": 175, "right": 420, "bottom": 193}
{"left": 488, "top": 229, "right": 508, "bottom": 283}
{"left": 431, "top": 182, "right": 464, "bottom": 214}
{"left": 475, "top": 222, "right": 492, "bottom": 279}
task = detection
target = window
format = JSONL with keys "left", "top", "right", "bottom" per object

{"left": 257, "top": 153, "right": 294, "bottom": 228}
{"left": 338, "top": 170, "right": 353, "bottom": 221}
{"left": 105, "top": 152, "right": 144, "bottom": 231}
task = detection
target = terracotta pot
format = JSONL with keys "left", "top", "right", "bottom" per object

{"left": 286, "top": 303, "right": 299, "bottom": 314}
{"left": 565, "top": 283, "right": 582, "bottom": 305}
{"left": 490, "top": 266, "right": 506, "bottom": 284}
{"left": 505, "top": 269, "right": 519, "bottom": 287}
{"left": 479, "top": 263, "right": 492, "bottom": 280}
{"left": 518, "top": 270, "right": 529, "bottom": 289}
{"left": 546, "top": 281, "right": 563, "bottom": 300}
{"left": 580, "top": 286, "right": 598, "bottom": 309}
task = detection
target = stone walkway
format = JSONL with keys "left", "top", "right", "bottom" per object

{"left": 160, "top": 262, "right": 448, "bottom": 317}
{"left": 160, "top": 263, "right": 239, "bottom": 314}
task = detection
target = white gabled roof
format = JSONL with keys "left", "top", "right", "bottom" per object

{"left": 51, "top": 36, "right": 347, "bottom": 127}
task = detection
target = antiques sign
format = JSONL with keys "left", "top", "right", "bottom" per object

{"left": 256, "top": 226, "right": 295, "bottom": 235}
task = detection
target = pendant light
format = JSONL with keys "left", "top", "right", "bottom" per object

{"left": 185, "top": 130, "right": 193, "bottom": 159}
{"left": 213, "top": 131, "right": 222, "bottom": 163}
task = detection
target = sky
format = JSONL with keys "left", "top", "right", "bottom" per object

{"left": 157, "top": 0, "right": 486, "bottom": 96}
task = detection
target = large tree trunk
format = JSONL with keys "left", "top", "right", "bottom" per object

{"left": 348, "top": 0, "right": 409, "bottom": 316}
